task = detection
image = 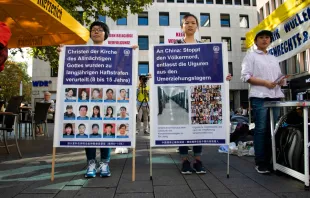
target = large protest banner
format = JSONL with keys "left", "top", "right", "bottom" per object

{"left": 53, "top": 45, "right": 135, "bottom": 148}
{"left": 150, "top": 43, "right": 229, "bottom": 147}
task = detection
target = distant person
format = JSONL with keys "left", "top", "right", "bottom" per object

{"left": 36, "top": 91, "right": 55, "bottom": 136}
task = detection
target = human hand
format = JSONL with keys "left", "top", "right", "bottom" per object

{"left": 147, "top": 73, "right": 152, "bottom": 79}
{"left": 264, "top": 80, "right": 277, "bottom": 89}
{"left": 56, "top": 44, "right": 64, "bottom": 55}
{"left": 132, "top": 45, "right": 139, "bottom": 50}
{"left": 226, "top": 73, "right": 232, "bottom": 81}
{"left": 278, "top": 79, "right": 285, "bottom": 86}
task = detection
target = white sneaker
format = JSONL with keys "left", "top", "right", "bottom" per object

{"left": 121, "top": 148, "right": 128, "bottom": 154}
{"left": 85, "top": 160, "right": 97, "bottom": 178}
{"left": 99, "top": 162, "right": 111, "bottom": 177}
{"left": 115, "top": 148, "right": 122, "bottom": 154}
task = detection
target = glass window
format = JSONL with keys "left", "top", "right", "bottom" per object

{"left": 180, "top": 12, "right": 190, "bottom": 25}
{"left": 200, "top": 13, "right": 210, "bottom": 27}
{"left": 138, "top": 62, "right": 149, "bottom": 76}
{"left": 206, "top": 0, "right": 213, "bottom": 3}
{"left": 201, "top": 36, "right": 211, "bottom": 42}
{"left": 235, "top": 0, "right": 241, "bottom": 5}
{"left": 51, "top": 67, "right": 58, "bottom": 77}
{"left": 167, "top": 0, "right": 175, "bottom": 2}
{"left": 266, "top": 2, "right": 270, "bottom": 16}
{"left": 220, "top": 14, "right": 230, "bottom": 27}
{"left": 244, "top": 0, "right": 250, "bottom": 6}
{"left": 117, "top": 17, "right": 127, "bottom": 25}
{"left": 239, "top": 15, "right": 249, "bottom": 28}
{"left": 177, "top": 0, "right": 185, "bottom": 2}
{"left": 259, "top": 8, "right": 264, "bottom": 22}
{"left": 138, "top": 12, "right": 148, "bottom": 26}
{"left": 241, "top": 38, "right": 246, "bottom": 52}
{"left": 97, "top": 15, "right": 106, "bottom": 23}
{"left": 187, "top": 0, "right": 194, "bottom": 3}
{"left": 252, "top": 0, "right": 257, "bottom": 6}
{"left": 138, "top": 36, "right": 149, "bottom": 50}
{"left": 271, "top": 0, "right": 276, "bottom": 10}
{"left": 222, "top": 37, "right": 231, "bottom": 51}
{"left": 159, "top": 12, "right": 169, "bottom": 26}
{"left": 303, "top": 51, "right": 308, "bottom": 71}
{"left": 197, "top": 0, "right": 204, "bottom": 3}
{"left": 225, "top": 0, "right": 232, "bottom": 4}
{"left": 228, "top": 62, "right": 233, "bottom": 76}
{"left": 157, "top": 0, "right": 165, "bottom": 2}
{"left": 160, "top": 36, "right": 164, "bottom": 44}
{"left": 216, "top": 0, "right": 223, "bottom": 4}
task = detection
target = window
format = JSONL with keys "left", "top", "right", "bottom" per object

{"left": 197, "top": 0, "right": 204, "bottom": 3}
{"left": 239, "top": 15, "right": 249, "bottom": 28}
{"left": 138, "top": 36, "right": 149, "bottom": 50}
{"left": 271, "top": 0, "right": 276, "bottom": 10}
{"left": 216, "top": 0, "right": 223, "bottom": 4}
{"left": 206, "top": 0, "right": 213, "bottom": 3}
{"left": 280, "top": 61, "right": 288, "bottom": 75}
{"left": 159, "top": 36, "right": 164, "bottom": 44}
{"left": 291, "top": 55, "right": 300, "bottom": 74}
{"left": 201, "top": 36, "right": 211, "bottom": 42}
{"left": 277, "top": 0, "right": 283, "bottom": 7}
{"left": 51, "top": 67, "right": 58, "bottom": 77}
{"left": 97, "top": 14, "right": 106, "bottom": 23}
{"left": 200, "top": 13, "right": 210, "bottom": 27}
{"left": 222, "top": 37, "right": 231, "bottom": 51}
{"left": 180, "top": 12, "right": 190, "bottom": 25}
{"left": 235, "top": 0, "right": 241, "bottom": 5}
{"left": 241, "top": 38, "right": 246, "bottom": 52}
{"left": 220, "top": 14, "right": 230, "bottom": 27}
{"left": 167, "top": 0, "right": 175, "bottom": 2}
{"left": 228, "top": 62, "right": 233, "bottom": 76}
{"left": 159, "top": 12, "right": 169, "bottom": 26}
{"left": 259, "top": 8, "right": 264, "bottom": 22}
{"left": 266, "top": 2, "right": 270, "bottom": 16}
{"left": 138, "top": 62, "right": 149, "bottom": 76}
{"left": 177, "top": 0, "right": 185, "bottom": 2}
{"left": 303, "top": 51, "right": 308, "bottom": 71}
{"left": 252, "top": 0, "right": 256, "bottom": 6}
{"left": 117, "top": 17, "right": 127, "bottom": 25}
{"left": 225, "top": 0, "right": 232, "bottom": 4}
{"left": 157, "top": 0, "right": 164, "bottom": 2}
{"left": 187, "top": 0, "right": 194, "bottom": 3}
{"left": 138, "top": 12, "right": 148, "bottom": 26}
{"left": 243, "top": 0, "right": 250, "bottom": 6}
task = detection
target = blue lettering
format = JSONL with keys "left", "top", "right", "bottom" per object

{"left": 302, "top": 11, "right": 309, "bottom": 22}
{"left": 303, "top": 31, "right": 309, "bottom": 43}
{"left": 284, "top": 23, "right": 291, "bottom": 33}
{"left": 281, "top": 43, "right": 285, "bottom": 55}
{"left": 276, "top": 45, "right": 281, "bottom": 57}
{"left": 292, "top": 35, "right": 298, "bottom": 47}
{"left": 297, "top": 14, "right": 304, "bottom": 25}
{"left": 32, "top": 81, "right": 39, "bottom": 87}
{"left": 296, "top": 33, "right": 302, "bottom": 46}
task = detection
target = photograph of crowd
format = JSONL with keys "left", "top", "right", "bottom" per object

{"left": 190, "top": 85, "right": 222, "bottom": 124}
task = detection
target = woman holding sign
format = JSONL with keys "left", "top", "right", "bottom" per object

{"left": 174, "top": 13, "right": 232, "bottom": 175}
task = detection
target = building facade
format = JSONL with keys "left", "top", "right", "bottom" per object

{"left": 32, "top": 0, "right": 258, "bottom": 111}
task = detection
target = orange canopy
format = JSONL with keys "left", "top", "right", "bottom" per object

{"left": 0, "top": 0, "right": 90, "bottom": 48}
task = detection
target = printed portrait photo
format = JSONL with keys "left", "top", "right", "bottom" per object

{"left": 157, "top": 86, "right": 189, "bottom": 125}
{"left": 63, "top": 123, "right": 75, "bottom": 138}
{"left": 116, "top": 123, "right": 129, "bottom": 138}
{"left": 103, "top": 105, "right": 116, "bottom": 120}
{"left": 117, "top": 105, "right": 129, "bottom": 120}
{"left": 90, "top": 105, "right": 103, "bottom": 120}
{"left": 78, "top": 88, "right": 90, "bottom": 102}
{"left": 89, "top": 123, "right": 102, "bottom": 138}
{"left": 76, "top": 123, "right": 88, "bottom": 138}
{"left": 77, "top": 105, "right": 89, "bottom": 120}
{"left": 117, "top": 88, "right": 129, "bottom": 102}
{"left": 103, "top": 123, "right": 116, "bottom": 138}
{"left": 65, "top": 88, "right": 77, "bottom": 102}
{"left": 91, "top": 88, "right": 103, "bottom": 102}
{"left": 104, "top": 88, "right": 116, "bottom": 102}
{"left": 64, "top": 104, "right": 76, "bottom": 120}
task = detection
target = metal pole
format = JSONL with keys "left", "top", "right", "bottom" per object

{"left": 303, "top": 107, "right": 309, "bottom": 190}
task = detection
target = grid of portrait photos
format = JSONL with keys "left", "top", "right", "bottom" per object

{"left": 190, "top": 85, "right": 222, "bottom": 125}
{"left": 62, "top": 87, "right": 130, "bottom": 139}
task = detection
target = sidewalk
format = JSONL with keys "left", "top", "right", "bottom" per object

{"left": 0, "top": 124, "right": 308, "bottom": 198}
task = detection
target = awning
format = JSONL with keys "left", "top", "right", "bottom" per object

{"left": 0, "top": 0, "right": 90, "bottom": 48}
{"left": 245, "top": 0, "right": 310, "bottom": 61}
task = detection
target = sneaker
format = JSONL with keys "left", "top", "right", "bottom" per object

{"left": 193, "top": 160, "right": 207, "bottom": 174}
{"left": 99, "top": 162, "right": 111, "bottom": 177}
{"left": 85, "top": 160, "right": 96, "bottom": 178}
{"left": 255, "top": 165, "right": 270, "bottom": 174}
{"left": 176, "top": 147, "right": 192, "bottom": 153}
{"left": 121, "top": 148, "right": 128, "bottom": 154}
{"left": 115, "top": 148, "right": 122, "bottom": 154}
{"left": 181, "top": 160, "right": 193, "bottom": 175}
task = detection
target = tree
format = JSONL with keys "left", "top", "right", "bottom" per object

{"left": 0, "top": 60, "right": 32, "bottom": 103}
{"left": 28, "top": 0, "right": 153, "bottom": 73}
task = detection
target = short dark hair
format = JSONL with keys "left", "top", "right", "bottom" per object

{"left": 105, "top": 124, "right": 113, "bottom": 128}
{"left": 119, "top": 124, "right": 126, "bottom": 129}
{"left": 106, "top": 88, "right": 113, "bottom": 93}
{"left": 90, "top": 21, "right": 110, "bottom": 41}
{"left": 66, "top": 105, "right": 73, "bottom": 110}
{"left": 92, "top": 124, "right": 99, "bottom": 129}
{"left": 92, "top": 88, "right": 100, "bottom": 93}
{"left": 78, "top": 123, "right": 86, "bottom": 128}
{"left": 120, "top": 106, "right": 126, "bottom": 111}
{"left": 79, "top": 105, "right": 88, "bottom": 111}
{"left": 181, "top": 13, "right": 199, "bottom": 27}
{"left": 120, "top": 89, "right": 126, "bottom": 93}
{"left": 65, "top": 123, "right": 73, "bottom": 129}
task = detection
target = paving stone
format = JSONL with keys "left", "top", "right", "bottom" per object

{"left": 114, "top": 193, "right": 154, "bottom": 198}
{"left": 186, "top": 179, "right": 209, "bottom": 190}
{"left": 200, "top": 178, "right": 231, "bottom": 194}
{"left": 154, "top": 185, "right": 195, "bottom": 198}
{"left": 220, "top": 178, "right": 262, "bottom": 189}
{"left": 121, "top": 172, "right": 151, "bottom": 181}
{"left": 54, "top": 186, "right": 80, "bottom": 198}
{"left": 193, "top": 190, "right": 216, "bottom": 198}
{"left": 21, "top": 177, "right": 71, "bottom": 194}
{"left": 117, "top": 180, "right": 153, "bottom": 193}
{"left": 215, "top": 193, "right": 238, "bottom": 198}
{"left": 74, "top": 187, "right": 115, "bottom": 198}
{"left": 230, "top": 187, "right": 278, "bottom": 198}
{"left": 277, "top": 192, "right": 310, "bottom": 198}
{"left": 83, "top": 174, "right": 120, "bottom": 188}
{"left": 14, "top": 194, "right": 55, "bottom": 198}
{"left": 152, "top": 169, "right": 187, "bottom": 186}
{"left": 0, "top": 182, "right": 31, "bottom": 198}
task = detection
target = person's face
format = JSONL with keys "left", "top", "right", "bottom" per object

{"left": 120, "top": 126, "right": 126, "bottom": 135}
{"left": 107, "top": 90, "right": 113, "bottom": 99}
{"left": 79, "top": 107, "right": 87, "bottom": 116}
{"left": 93, "top": 108, "right": 99, "bottom": 115}
{"left": 91, "top": 25, "right": 105, "bottom": 44}
{"left": 93, "top": 90, "right": 99, "bottom": 98}
{"left": 81, "top": 91, "right": 87, "bottom": 98}
{"left": 120, "top": 90, "right": 126, "bottom": 98}
{"left": 79, "top": 126, "right": 85, "bottom": 134}
{"left": 182, "top": 16, "right": 197, "bottom": 36}
{"left": 67, "top": 108, "right": 73, "bottom": 114}
{"left": 255, "top": 35, "right": 271, "bottom": 50}
{"left": 107, "top": 107, "right": 112, "bottom": 115}
{"left": 106, "top": 126, "right": 112, "bottom": 133}
{"left": 92, "top": 126, "right": 99, "bottom": 134}
{"left": 120, "top": 108, "right": 126, "bottom": 117}
{"left": 67, "top": 90, "right": 73, "bottom": 97}
{"left": 44, "top": 94, "right": 51, "bottom": 101}
{"left": 65, "top": 127, "right": 72, "bottom": 134}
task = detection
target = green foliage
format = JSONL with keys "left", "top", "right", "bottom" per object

{"left": 0, "top": 60, "right": 32, "bottom": 103}
{"left": 27, "top": 0, "right": 153, "bottom": 73}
